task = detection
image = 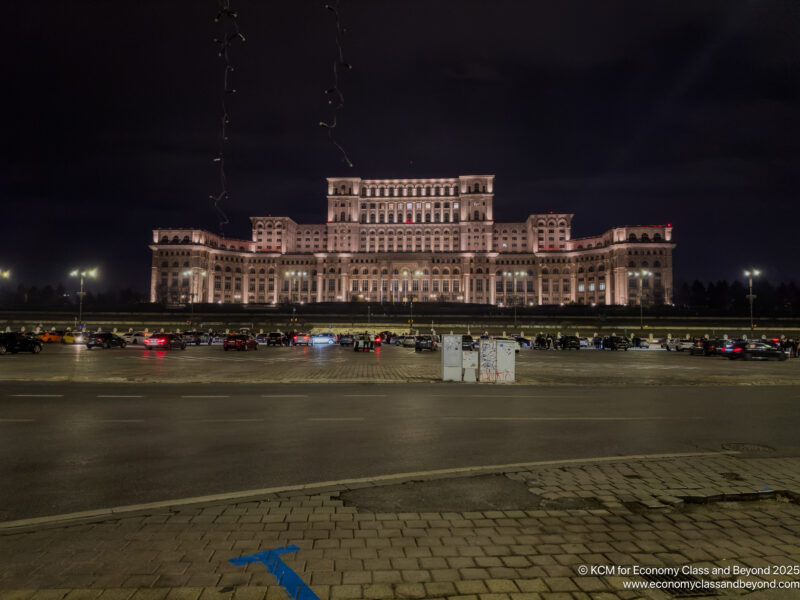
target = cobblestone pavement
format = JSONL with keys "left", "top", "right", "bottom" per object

{"left": 1, "top": 344, "right": 799, "bottom": 386}
{"left": 2, "top": 454, "right": 799, "bottom": 600}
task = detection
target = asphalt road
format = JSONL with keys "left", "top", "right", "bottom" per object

{"left": 1, "top": 382, "right": 799, "bottom": 521}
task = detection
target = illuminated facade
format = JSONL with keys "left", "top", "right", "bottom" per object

{"left": 149, "top": 175, "right": 675, "bottom": 306}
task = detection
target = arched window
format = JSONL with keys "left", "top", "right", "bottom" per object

{"left": 641, "top": 233, "right": 650, "bottom": 242}
{"left": 653, "top": 261, "right": 661, "bottom": 268}
{"left": 473, "top": 210, "right": 480, "bottom": 220}
{"left": 653, "top": 233, "right": 662, "bottom": 241}
{"left": 628, "top": 233, "right": 637, "bottom": 241}
{"left": 473, "top": 183, "right": 480, "bottom": 193}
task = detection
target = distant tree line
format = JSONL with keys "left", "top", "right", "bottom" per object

{"left": 0, "top": 284, "right": 147, "bottom": 309}
{"left": 672, "top": 279, "right": 799, "bottom": 316}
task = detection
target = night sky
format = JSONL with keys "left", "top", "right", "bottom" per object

{"left": 2, "top": 1, "right": 798, "bottom": 293}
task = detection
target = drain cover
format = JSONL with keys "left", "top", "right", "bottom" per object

{"left": 640, "top": 572, "right": 716, "bottom": 598}
{"left": 722, "top": 442, "right": 775, "bottom": 453}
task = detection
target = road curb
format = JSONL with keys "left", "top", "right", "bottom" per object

{"left": 0, "top": 450, "right": 739, "bottom": 534}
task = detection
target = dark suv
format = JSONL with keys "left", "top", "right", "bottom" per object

{"left": 86, "top": 332, "right": 127, "bottom": 349}
{"left": 415, "top": 335, "right": 438, "bottom": 351}
{"left": 559, "top": 335, "right": 581, "bottom": 350}
{"left": 265, "top": 332, "right": 285, "bottom": 346}
{"left": 603, "top": 336, "right": 631, "bottom": 351}
{"left": 0, "top": 332, "right": 43, "bottom": 354}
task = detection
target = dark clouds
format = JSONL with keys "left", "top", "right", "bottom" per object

{"left": 1, "top": 0, "right": 798, "bottom": 291}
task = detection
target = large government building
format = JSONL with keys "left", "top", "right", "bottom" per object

{"left": 149, "top": 175, "right": 675, "bottom": 306}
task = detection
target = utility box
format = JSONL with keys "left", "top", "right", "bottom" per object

{"left": 462, "top": 351, "right": 478, "bottom": 382}
{"left": 479, "top": 339, "right": 516, "bottom": 383}
{"left": 441, "top": 334, "right": 462, "bottom": 381}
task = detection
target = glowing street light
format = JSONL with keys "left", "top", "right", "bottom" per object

{"left": 0, "top": 269, "right": 10, "bottom": 279}
{"left": 70, "top": 267, "right": 98, "bottom": 327}
{"left": 628, "top": 270, "right": 652, "bottom": 329}
{"left": 744, "top": 268, "right": 761, "bottom": 330}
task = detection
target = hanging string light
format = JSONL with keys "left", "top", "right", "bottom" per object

{"left": 210, "top": 0, "right": 246, "bottom": 236}
{"left": 319, "top": 1, "right": 354, "bottom": 168}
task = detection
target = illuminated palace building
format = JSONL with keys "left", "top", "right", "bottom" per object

{"left": 149, "top": 175, "right": 675, "bottom": 306}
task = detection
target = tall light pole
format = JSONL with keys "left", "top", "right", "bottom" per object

{"left": 628, "top": 270, "right": 652, "bottom": 330}
{"left": 744, "top": 268, "right": 760, "bottom": 331}
{"left": 70, "top": 268, "right": 98, "bottom": 328}
{"left": 183, "top": 270, "right": 206, "bottom": 321}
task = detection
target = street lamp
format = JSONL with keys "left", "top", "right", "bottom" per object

{"left": 503, "top": 271, "right": 525, "bottom": 325}
{"left": 70, "top": 267, "right": 98, "bottom": 328}
{"left": 183, "top": 270, "right": 206, "bottom": 319}
{"left": 627, "top": 270, "right": 652, "bottom": 329}
{"left": 0, "top": 269, "right": 10, "bottom": 279}
{"left": 744, "top": 268, "right": 760, "bottom": 331}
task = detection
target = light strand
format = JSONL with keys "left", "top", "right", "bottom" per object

{"left": 210, "top": 0, "right": 246, "bottom": 236}
{"left": 319, "top": 1, "right": 354, "bottom": 168}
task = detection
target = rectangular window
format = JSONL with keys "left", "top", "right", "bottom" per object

{"left": 443, "top": 280, "right": 450, "bottom": 293}
{"left": 422, "top": 280, "right": 429, "bottom": 292}
{"left": 578, "top": 284, "right": 585, "bottom": 292}
{"left": 453, "top": 281, "right": 459, "bottom": 292}
{"left": 412, "top": 280, "right": 419, "bottom": 292}
{"left": 476, "top": 280, "right": 483, "bottom": 292}
{"left": 351, "top": 280, "right": 358, "bottom": 292}
{"left": 433, "top": 280, "right": 440, "bottom": 292}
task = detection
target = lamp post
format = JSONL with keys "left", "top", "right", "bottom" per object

{"left": 627, "top": 270, "right": 652, "bottom": 330}
{"left": 70, "top": 268, "right": 98, "bottom": 328}
{"left": 744, "top": 268, "right": 760, "bottom": 331}
{"left": 285, "top": 271, "right": 307, "bottom": 304}
{"left": 183, "top": 270, "right": 206, "bottom": 320}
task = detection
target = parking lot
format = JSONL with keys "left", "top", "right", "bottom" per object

{"left": 1, "top": 341, "right": 798, "bottom": 386}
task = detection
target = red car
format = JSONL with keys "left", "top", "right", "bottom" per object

{"left": 144, "top": 333, "right": 186, "bottom": 350}
{"left": 223, "top": 334, "right": 259, "bottom": 351}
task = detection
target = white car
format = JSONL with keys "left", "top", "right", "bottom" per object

{"left": 394, "top": 334, "right": 416, "bottom": 347}
{"left": 310, "top": 332, "right": 337, "bottom": 345}
{"left": 122, "top": 331, "right": 150, "bottom": 345}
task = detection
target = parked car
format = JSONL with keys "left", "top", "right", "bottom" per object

{"left": 223, "top": 334, "right": 258, "bottom": 351}
{"left": 87, "top": 332, "right": 127, "bottom": 349}
{"left": 414, "top": 335, "right": 438, "bottom": 351}
{"left": 394, "top": 334, "right": 416, "bottom": 348}
{"left": 311, "top": 332, "right": 337, "bottom": 345}
{"left": 0, "top": 332, "right": 43, "bottom": 354}
{"left": 338, "top": 333, "right": 354, "bottom": 346}
{"left": 511, "top": 335, "right": 531, "bottom": 349}
{"left": 353, "top": 333, "right": 375, "bottom": 351}
{"left": 143, "top": 333, "right": 186, "bottom": 350}
{"left": 461, "top": 335, "right": 475, "bottom": 350}
{"left": 663, "top": 339, "right": 695, "bottom": 352}
{"left": 579, "top": 337, "right": 590, "bottom": 349}
{"left": 62, "top": 331, "right": 89, "bottom": 345}
{"left": 37, "top": 330, "right": 65, "bottom": 343}
{"left": 377, "top": 331, "right": 395, "bottom": 344}
{"left": 728, "top": 341, "right": 788, "bottom": 361}
{"left": 292, "top": 332, "right": 311, "bottom": 346}
{"left": 180, "top": 331, "right": 205, "bottom": 345}
{"left": 122, "top": 331, "right": 151, "bottom": 345}
{"left": 265, "top": 332, "right": 285, "bottom": 346}
{"left": 559, "top": 335, "right": 581, "bottom": 350}
{"left": 689, "top": 338, "right": 727, "bottom": 356}
{"left": 603, "top": 336, "right": 631, "bottom": 351}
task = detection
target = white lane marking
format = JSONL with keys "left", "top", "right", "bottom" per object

{"left": 9, "top": 394, "right": 63, "bottom": 398}
{"left": 307, "top": 417, "right": 365, "bottom": 421}
{"left": 0, "top": 450, "right": 739, "bottom": 531}
{"left": 432, "top": 394, "right": 584, "bottom": 398}
{"left": 442, "top": 416, "right": 704, "bottom": 421}
{"left": 97, "top": 395, "right": 144, "bottom": 398}
{"left": 96, "top": 419, "right": 146, "bottom": 423}
{"left": 0, "top": 418, "right": 36, "bottom": 422}
{"left": 261, "top": 394, "right": 309, "bottom": 398}
{"left": 340, "top": 394, "right": 386, "bottom": 397}
{"left": 185, "top": 419, "right": 264, "bottom": 423}
{"left": 181, "top": 395, "right": 230, "bottom": 398}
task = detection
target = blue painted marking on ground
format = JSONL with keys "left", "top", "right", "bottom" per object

{"left": 229, "top": 544, "right": 319, "bottom": 600}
